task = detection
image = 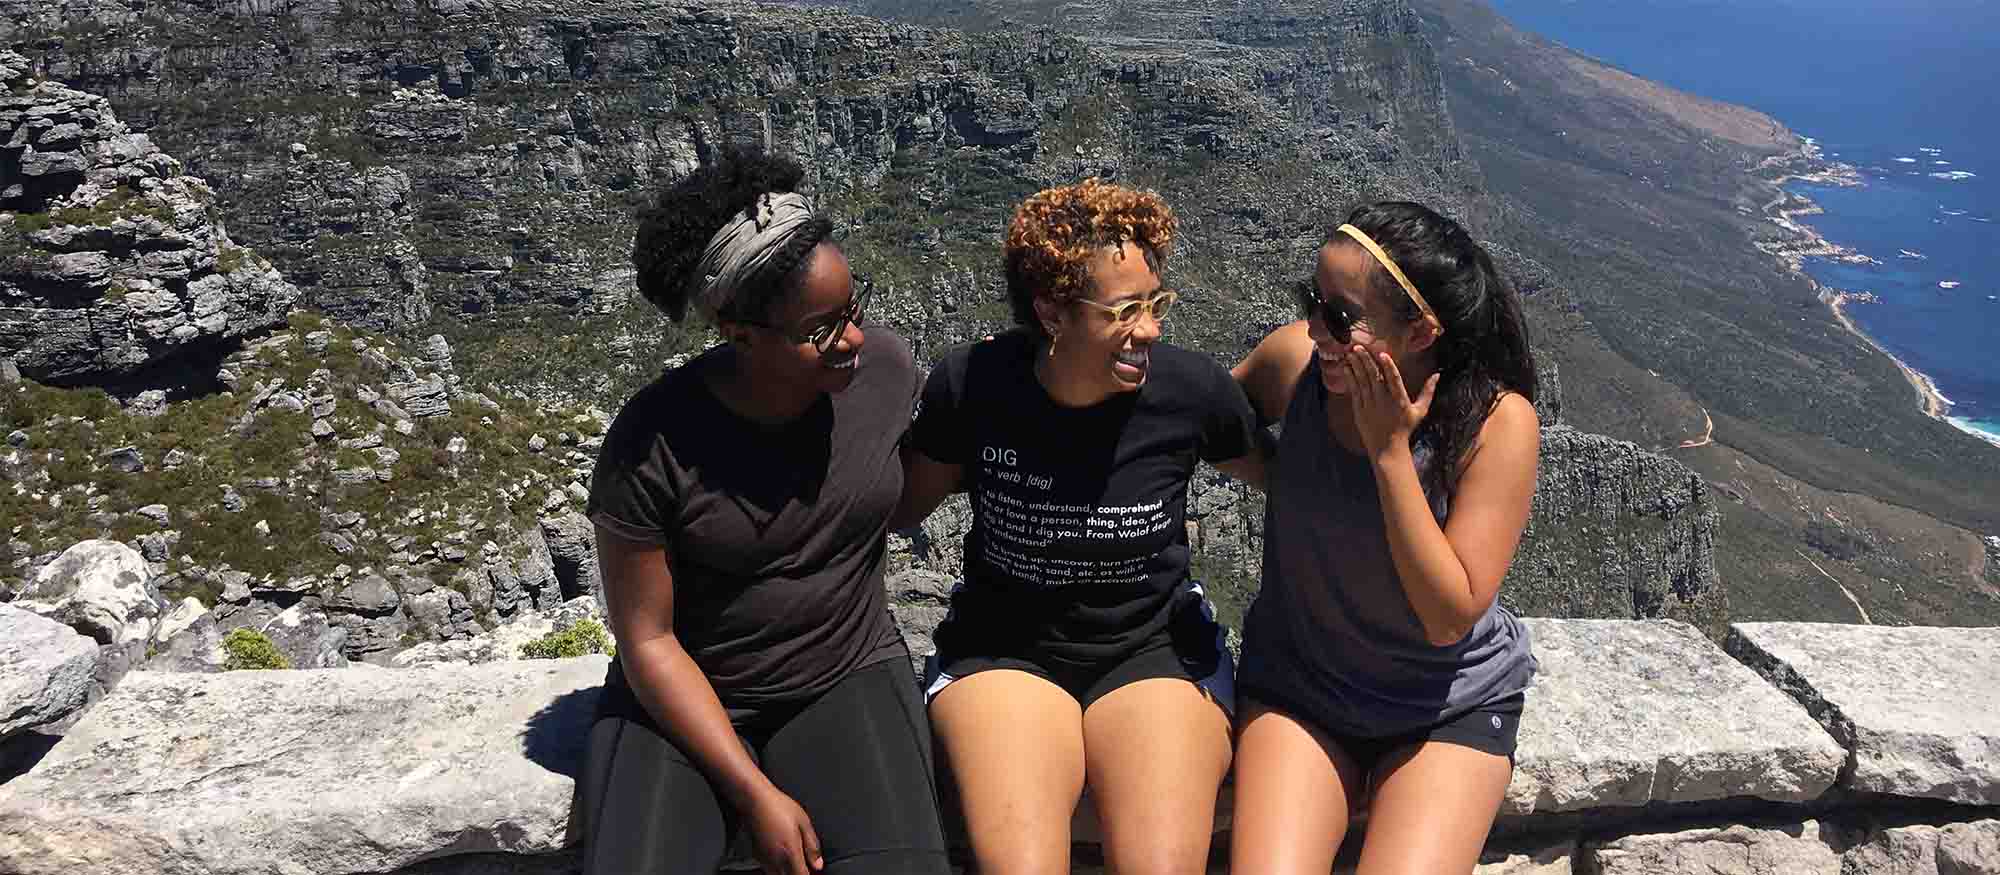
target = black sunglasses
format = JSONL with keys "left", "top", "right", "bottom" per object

{"left": 745, "top": 275, "right": 875, "bottom": 353}
{"left": 1292, "top": 278, "right": 1361, "bottom": 344}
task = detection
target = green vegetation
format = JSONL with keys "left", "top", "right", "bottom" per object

{"left": 1190, "top": 554, "right": 1257, "bottom": 636}
{"left": 519, "top": 618, "right": 613, "bottom": 659}
{"left": 1, "top": 312, "right": 596, "bottom": 601}
{"left": 222, "top": 628, "right": 290, "bottom": 670}
{"left": 216, "top": 245, "right": 248, "bottom": 274}
{"left": 428, "top": 301, "right": 705, "bottom": 413}
{"left": 11, "top": 190, "right": 174, "bottom": 233}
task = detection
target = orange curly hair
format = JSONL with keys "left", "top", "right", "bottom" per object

{"left": 1004, "top": 178, "right": 1178, "bottom": 335}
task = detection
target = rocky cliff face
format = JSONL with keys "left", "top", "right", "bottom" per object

{"left": 0, "top": 51, "right": 296, "bottom": 387}
{"left": 2, "top": 0, "right": 1735, "bottom": 662}
{"left": 1, "top": 59, "right": 622, "bottom": 681}
{"left": 1510, "top": 425, "right": 1725, "bottom": 636}
{"left": 7, "top": 0, "right": 1473, "bottom": 345}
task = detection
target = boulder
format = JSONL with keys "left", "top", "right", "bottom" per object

{"left": 327, "top": 573, "right": 401, "bottom": 617}
{"left": 1505, "top": 619, "right": 1844, "bottom": 816}
{"left": 886, "top": 569, "right": 955, "bottom": 674}
{"left": 386, "top": 376, "right": 451, "bottom": 418}
{"left": 1841, "top": 819, "right": 2000, "bottom": 875}
{"left": 537, "top": 511, "right": 598, "bottom": 601}
{"left": 153, "top": 597, "right": 206, "bottom": 645}
{"left": 1727, "top": 623, "right": 2000, "bottom": 805}
{"left": 0, "top": 659, "right": 606, "bottom": 874}
{"left": 405, "top": 589, "right": 481, "bottom": 642}
{"left": 484, "top": 529, "right": 561, "bottom": 620}
{"left": 143, "top": 611, "right": 225, "bottom": 673}
{"left": 0, "top": 605, "right": 96, "bottom": 739}
{"left": 10, "top": 540, "right": 161, "bottom": 646}
{"left": 1472, "top": 840, "right": 1576, "bottom": 875}
{"left": 257, "top": 602, "right": 350, "bottom": 669}
{"left": 1588, "top": 821, "right": 1840, "bottom": 875}
{"left": 328, "top": 609, "right": 410, "bottom": 664}
{"left": 394, "top": 597, "right": 603, "bottom": 667}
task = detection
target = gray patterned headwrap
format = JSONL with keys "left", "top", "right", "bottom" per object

{"left": 688, "top": 191, "right": 819, "bottom": 322}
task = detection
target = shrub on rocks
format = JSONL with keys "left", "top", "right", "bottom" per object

{"left": 221, "top": 628, "right": 290, "bottom": 671}
{"left": 518, "top": 617, "right": 611, "bottom": 660}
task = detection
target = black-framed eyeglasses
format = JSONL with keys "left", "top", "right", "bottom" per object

{"left": 1292, "top": 278, "right": 1361, "bottom": 344}
{"left": 749, "top": 275, "right": 875, "bottom": 353}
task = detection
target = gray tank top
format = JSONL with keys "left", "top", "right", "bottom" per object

{"left": 1237, "top": 361, "right": 1535, "bottom": 736}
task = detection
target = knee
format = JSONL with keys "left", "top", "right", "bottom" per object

{"left": 969, "top": 846, "right": 1072, "bottom": 875}
{"left": 1101, "top": 831, "right": 1216, "bottom": 875}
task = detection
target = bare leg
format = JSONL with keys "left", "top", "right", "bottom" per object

{"left": 1353, "top": 741, "right": 1512, "bottom": 875}
{"left": 1080, "top": 678, "right": 1233, "bottom": 875}
{"left": 931, "top": 670, "right": 1086, "bottom": 875}
{"left": 1227, "top": 699, "right": 1367, "bottom": 875}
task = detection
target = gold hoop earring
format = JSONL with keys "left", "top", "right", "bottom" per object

{"left": 1048, "top": 333, "right": 1059, "bottom": 358}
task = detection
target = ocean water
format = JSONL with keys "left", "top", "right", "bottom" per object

{"left": 1490, "top": 0, "right": 2000, "bottom": 446}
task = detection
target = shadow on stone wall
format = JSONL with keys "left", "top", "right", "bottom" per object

{"left": 520, "top": 686, "right": 598, "bottom": 782}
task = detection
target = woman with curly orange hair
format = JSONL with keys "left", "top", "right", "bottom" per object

{"left": 894, "top": 178, "right": 1264, "bottom": 874}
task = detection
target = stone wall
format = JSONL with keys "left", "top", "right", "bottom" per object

{"left": 3, "top": 619, "right": 1994, "bottom": 874}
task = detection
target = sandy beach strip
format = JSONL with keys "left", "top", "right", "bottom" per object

{"left": 1756, "top": 139, "right": 1956, "bottom": 421}
{"left": 1821, "top": 289, "right": 1950, "bottom": 417}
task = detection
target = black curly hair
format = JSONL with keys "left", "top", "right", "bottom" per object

{"left": 632, "top": 145, "right": 834, "bottom": 324}
{"left": 1330, "top": 202, "right": 1537, "bottom": 501}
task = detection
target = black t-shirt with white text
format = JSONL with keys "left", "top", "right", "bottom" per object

{"left": 908, "top": 329, "right": 1257, "bottom": 671}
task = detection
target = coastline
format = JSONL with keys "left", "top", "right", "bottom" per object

{"left": 1820, "top": 289, "right": 1949, "bottom": 417}
{"left": 1753, "top": 137, "right": 1958, "bottom": 423}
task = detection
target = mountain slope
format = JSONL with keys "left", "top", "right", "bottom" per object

{"left": 1409, "top": 0, "right": 2000, "bottom": 624}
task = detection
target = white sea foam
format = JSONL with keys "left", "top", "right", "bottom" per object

{"left": 1899, "top": 249, "right": 1927, "bottom": 259}
{"left": 1931, "top": 170, "right": 1978, "bottom": 181}
{"left": 1920, "top": 146, "right": 1943, "bottom": 153}
{"left": 1947, "top": 417, "right": 2000, "bottom": 449}
{"left": 1895, "top": 156, "right": 1919, "bottom": 163}
{"left": 1936, "top": 160, "right": 1953, "bottom": 166}
{"left": 1942, "top": 208, "right": 1970, "bottom": 216}
{"left": 1939, "top": 281, "right": 1962, "bottom": 289}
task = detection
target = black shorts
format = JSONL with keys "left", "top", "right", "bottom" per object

{"left": 1242, "top": 682, "right": 1525, "bottom": 768}
{"left": 922, "top": 583, "right": 1235, "bottom": 714}
{"left": 574, "top": 656, "right": 951, "bottom": 875}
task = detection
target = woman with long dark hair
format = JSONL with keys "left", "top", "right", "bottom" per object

{"left": 1228, "top": 201, "right": 1541, "bottom": 875}
{"left": 576, "top": 146, "right": 949, "bottom": 875}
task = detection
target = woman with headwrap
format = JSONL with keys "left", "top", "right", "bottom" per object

{"left": 575, "top": 147, "right": 950, "bottom": 875}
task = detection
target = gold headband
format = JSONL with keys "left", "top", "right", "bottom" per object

{"left": 1337, "top": 224, "right": 1442, "bottom": 334}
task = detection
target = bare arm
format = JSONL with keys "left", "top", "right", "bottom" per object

{"left": 1213, "top": 440, "right": 1270, "bottom": 490}
{"left": 1371, "top": 393, "right": 1540, "bottom": 645}
{"left": 1230, "top": 320, "right": 1314, "bottom": 425}
{"left": 1216, "top": 320, "right": 1314, "bottom": 491}
{"left": 890, "top": 447, "right": 964, "bottom": 530}
{"left": 597, "top": 527, "right": 773, "bottom": 805}
{"left": 596, "top": 527, "right": 823, "bottom": 873}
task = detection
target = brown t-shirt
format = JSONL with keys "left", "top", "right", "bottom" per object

{"left": 588, "top": 324, "right": 915, "bottom": 726}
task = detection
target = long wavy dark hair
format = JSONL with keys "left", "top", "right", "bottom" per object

{"left": 1332, "top": 202, "right": 1537, "bottom": 500}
